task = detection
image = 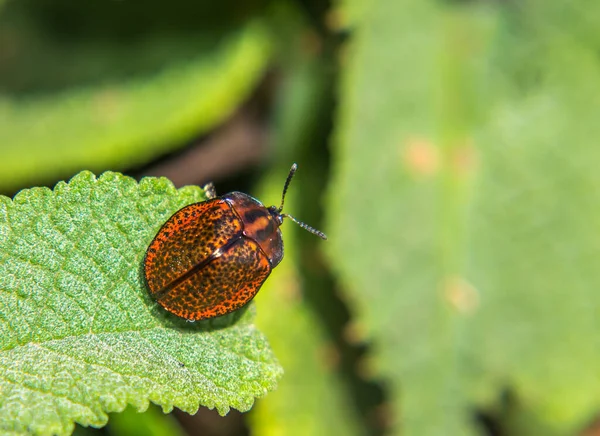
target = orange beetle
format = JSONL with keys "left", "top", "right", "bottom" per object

{"left": 144, "top": 163, "right": 326, "bottom": 321}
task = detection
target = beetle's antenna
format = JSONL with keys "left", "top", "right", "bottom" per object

{"left": 277, "top": 163, "right": 327, "bottom": 240}
{"left": 278, "top": 163, "right": 298, "bottom": 213}
{"left": 282, "top": 213, "right": 328, "bottom": 240}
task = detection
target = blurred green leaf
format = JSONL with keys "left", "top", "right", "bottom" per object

{"left": 328, "top": 0, "right": 600, "bottom": 434}
{"left": 107, "top": 404, "right": 185, "bottom": 436}
{"left": 0, "top": 19, "right": 271, "bottom": 192}
{"left": 249, "top": 6, "right": 364, "bottom": 431}
{"left": 249, "top": 175, "right": 361, "bottom": 436}
{"left": 0, "top": 172, "right": 282, "bottom": 436}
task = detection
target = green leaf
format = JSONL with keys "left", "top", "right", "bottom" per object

{"left": 0, "top": 172, "right": 282, "bottom": 436}
{"left": 249, "top": 177, "right": 362, "bottom": 436}
{"left": 0, "top": 20, "right": 271, "bottom": 192}
{"left": 107, "top": 404, "right": 185, "bottom": 436}
{"left": 328, "top": 0, "right": 600, "bottom": 435}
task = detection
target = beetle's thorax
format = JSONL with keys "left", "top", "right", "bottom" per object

{"left": 223, "top": 192, "right": 284, "bottom": 267}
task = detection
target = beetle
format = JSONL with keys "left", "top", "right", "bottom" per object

{"left": 143, "top": 163, "right": 326, "bottom": 321}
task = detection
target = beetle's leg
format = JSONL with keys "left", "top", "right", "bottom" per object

{"left": 203, "top": 182, "right": 217, "bottom": 199}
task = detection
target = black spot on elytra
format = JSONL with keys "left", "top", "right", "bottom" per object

{"left": 256, "top": 219, "right": 276, "bottom": 242}
{"left": 243, "top": 208, "right": 268, "bottom": 224}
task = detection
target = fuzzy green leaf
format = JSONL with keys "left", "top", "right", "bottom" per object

{"left": 328, "top": 0, "right": 600, "bottom": 435}
{"left": 106, "top": 404, "right": 186, "bottom": 436}
{"left": 0, "top": 20, "right": 271, "bottom": 192}
{"left": 0, "top": 172, "right": 282, "bottom": 436}
{"left": 249, "top": 177, "right": 362, "bottom": 436}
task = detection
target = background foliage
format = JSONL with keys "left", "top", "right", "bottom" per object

{"left": 1, "top": 0, "right": 599, "bottom": 435}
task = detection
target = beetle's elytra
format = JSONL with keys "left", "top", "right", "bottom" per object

{"left": 144, "top": 163, "right": 327, "bottom": 321}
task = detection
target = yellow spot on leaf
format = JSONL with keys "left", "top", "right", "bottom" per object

{"left": 444, "top": 276, "right": 479, "bottom": 314}
{"left": 402, "top": 137, "right": 440, "bottom": 177}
